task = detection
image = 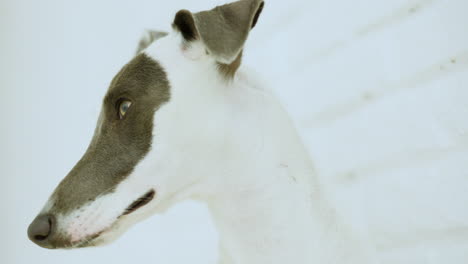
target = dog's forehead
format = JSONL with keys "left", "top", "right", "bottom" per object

{"left": 105, "top": 53, "right": 169, "bottom": 101}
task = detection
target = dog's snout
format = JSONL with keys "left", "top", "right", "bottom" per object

{"left": 28, "top": 214, "right": 54, "bottom": 248}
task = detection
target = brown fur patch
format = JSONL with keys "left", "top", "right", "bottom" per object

{"left": 50, "top": 54, "right": 170, "bottom": 215}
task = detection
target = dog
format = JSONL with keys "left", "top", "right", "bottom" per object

{"left": 28, "top": 0, "right": 374, "bottom": 263}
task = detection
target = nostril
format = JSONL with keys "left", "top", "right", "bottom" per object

{"left": 34, "top": 234, "right": 47, "bottom": 241}
{"left": 28, "top": 214, "right": 53, "bottom": 245}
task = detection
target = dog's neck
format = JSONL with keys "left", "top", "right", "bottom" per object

{"left": 205, "top": 141, "right": 318, "bottom": 263}
{"left": 177, "top": 76, "right": 349, "bottom": 263}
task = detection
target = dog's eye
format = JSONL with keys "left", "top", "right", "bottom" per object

{"left": 118, "top": 100, "right": 132, "bottom": 119}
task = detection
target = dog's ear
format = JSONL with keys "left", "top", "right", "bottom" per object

{"left": 136, "top": 30, "right": 168, "bottom": 54}
{"left": 173, "top": 0, "right": 264, "bottom": 64}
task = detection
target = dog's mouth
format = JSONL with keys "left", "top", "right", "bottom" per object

{"left": 123, "top": 189, "right": 156, "bottom": 216}
{"left": 71, "top": 189, "right": 156, "bottom": 248}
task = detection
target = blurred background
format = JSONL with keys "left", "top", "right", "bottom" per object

{"left": 1, "top": 0, "right": 467, "bottom": 263}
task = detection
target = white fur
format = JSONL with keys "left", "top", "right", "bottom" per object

{"left": 53, "top": 31, "right": 376, "bottom": 262}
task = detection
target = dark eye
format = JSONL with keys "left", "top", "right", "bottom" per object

{"left": 118, "top": 100, "right": 132, "bottom": 119}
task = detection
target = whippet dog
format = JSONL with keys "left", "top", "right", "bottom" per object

{"left": 28, "top": 0, "right": 374, "bottom": 263}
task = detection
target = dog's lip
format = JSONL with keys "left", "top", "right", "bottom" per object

{"left": 73, "top": 230, "right": 106, "bottom": 248}
{"left": 71, "top": 224, "right": 113, "bottom": 248}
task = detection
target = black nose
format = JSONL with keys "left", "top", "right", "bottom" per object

{"left": 28, "top": 214, "right": 54, "bottom": 248}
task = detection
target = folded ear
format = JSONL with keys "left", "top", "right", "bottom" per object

{"left": 173, "top": 0, "right": 264, "bottom": 65}
{"left": 136, "top": 30, "right": 168, "bottom": 54}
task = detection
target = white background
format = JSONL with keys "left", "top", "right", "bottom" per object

{"left": 1, "top": 0, "right": 468, "bottom": 263}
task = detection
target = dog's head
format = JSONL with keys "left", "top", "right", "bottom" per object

{"left": 27, "top": 0, "right": 264, "bottom": 249}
